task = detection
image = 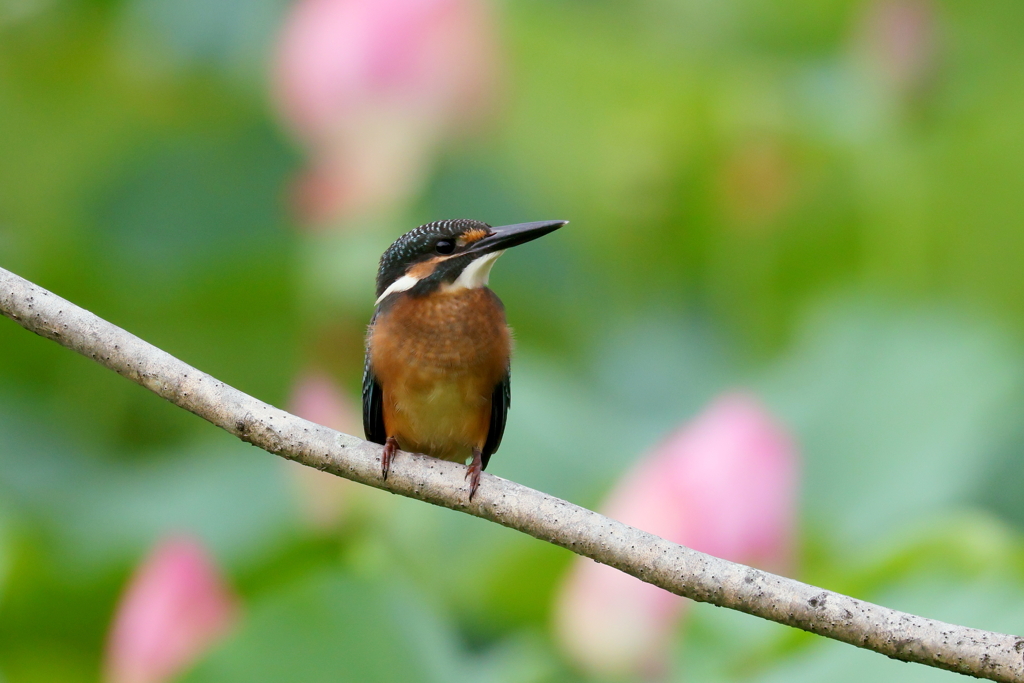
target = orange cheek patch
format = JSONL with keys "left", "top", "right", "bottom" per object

{"left": 407, "top": 258, "right": 441, "bottom": 279}
{"left": 458, "top": 228, "right": 489, "bottom": 246}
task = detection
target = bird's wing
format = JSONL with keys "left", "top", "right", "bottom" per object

{"left": 362, "top": 324, "right": 386, "bottom": 445}
{"left": 481, "top": 370, "right": 510, "bottom": 470}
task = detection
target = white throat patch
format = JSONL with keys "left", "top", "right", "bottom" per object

{"left": 448, "top": 251, "right": 504, "bottom": 292}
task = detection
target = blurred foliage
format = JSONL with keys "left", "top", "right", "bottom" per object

{"left": 3, "top": 0, "right": 1024, "bottom": 681}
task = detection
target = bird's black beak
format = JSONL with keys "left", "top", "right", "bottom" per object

{"left": 468, "top": 220, "right": 568, "bottom": 255}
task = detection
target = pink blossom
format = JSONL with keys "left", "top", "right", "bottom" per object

{"left": 852, "top": 0, "right": 939, "bottom": 97}
{"left": 271, "top": 0, "right": 500, "bottom": 224}
{"left": 287, "top": 369, "right": 362, "bottom": 527}
{"left": 104, "top": 537, "right": 238, "bottom": 683}
{"left": 554, "top": 394, "right": 799, "bottom": 678}
{"left": 288, "top": 369, "right": 361, "bottom": 434}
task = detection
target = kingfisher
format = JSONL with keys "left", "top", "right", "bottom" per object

{"left": 363, "top": 218, "right": 567, "bottom": 500}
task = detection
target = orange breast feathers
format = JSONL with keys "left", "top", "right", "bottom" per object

{"left": 367, "top": 288, "right": 512, "bottom": 462}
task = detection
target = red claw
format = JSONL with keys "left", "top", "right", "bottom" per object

{"left": 466, "top": 448, "right": 483, "bottom": 501}
{"left": 382, "top": 436, "right": 399, "bottom": 481}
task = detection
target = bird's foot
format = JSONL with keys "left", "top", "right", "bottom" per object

{"left": 465, "top": 448, "right": 483, "bottom": 501}
{"left": 382, "top": 436, "right": 399, "bottom": 481}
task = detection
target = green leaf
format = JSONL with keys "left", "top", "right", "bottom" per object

{"left": 186, "top": 568, "right": 561, "bottom": 683}
{"left": 0, "top": 392, "right": 298, "bottom": 571}
{"left": 762, "top": 299, "right": 1024, "bottom": 549}
{"left": 184, "top": 572, "right": 434, "bottom": 683}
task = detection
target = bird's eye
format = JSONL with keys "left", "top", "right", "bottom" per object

{"left": 435, "top": 239, "right": 455, "bottom": 255}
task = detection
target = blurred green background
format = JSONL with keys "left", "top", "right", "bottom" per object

{"left": 4, "top": 0, "right": 1024, "bottom": 681}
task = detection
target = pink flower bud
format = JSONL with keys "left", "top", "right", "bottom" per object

{"left": 104, "top": 537, "right": 238, "bottom": 683}
{"left": 288, "top": 369, "right": 361, "bottom": 435}
{"left": 852, "top": 0, "right": 939, "bottom": 97}
{"left": 271, "top": 0, "right": 500, "bottom": 223}
{"left": 555, "top": 394, "right": 799, "bottom": 678}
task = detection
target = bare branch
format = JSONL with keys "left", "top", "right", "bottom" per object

{"left": 1, "top": 264, "right": 1022, "bottom": 681}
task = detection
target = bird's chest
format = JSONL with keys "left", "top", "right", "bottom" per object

{"left": 368, "top": 289, "right": 510, "bottom": 457}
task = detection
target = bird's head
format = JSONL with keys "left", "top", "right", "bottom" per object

{"left": 374, "top": 219, "right": 567, "bottom": 305}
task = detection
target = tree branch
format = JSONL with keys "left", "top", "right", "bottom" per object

{"left": 1, "top": 264, "right": 1022, "bottom": 681}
